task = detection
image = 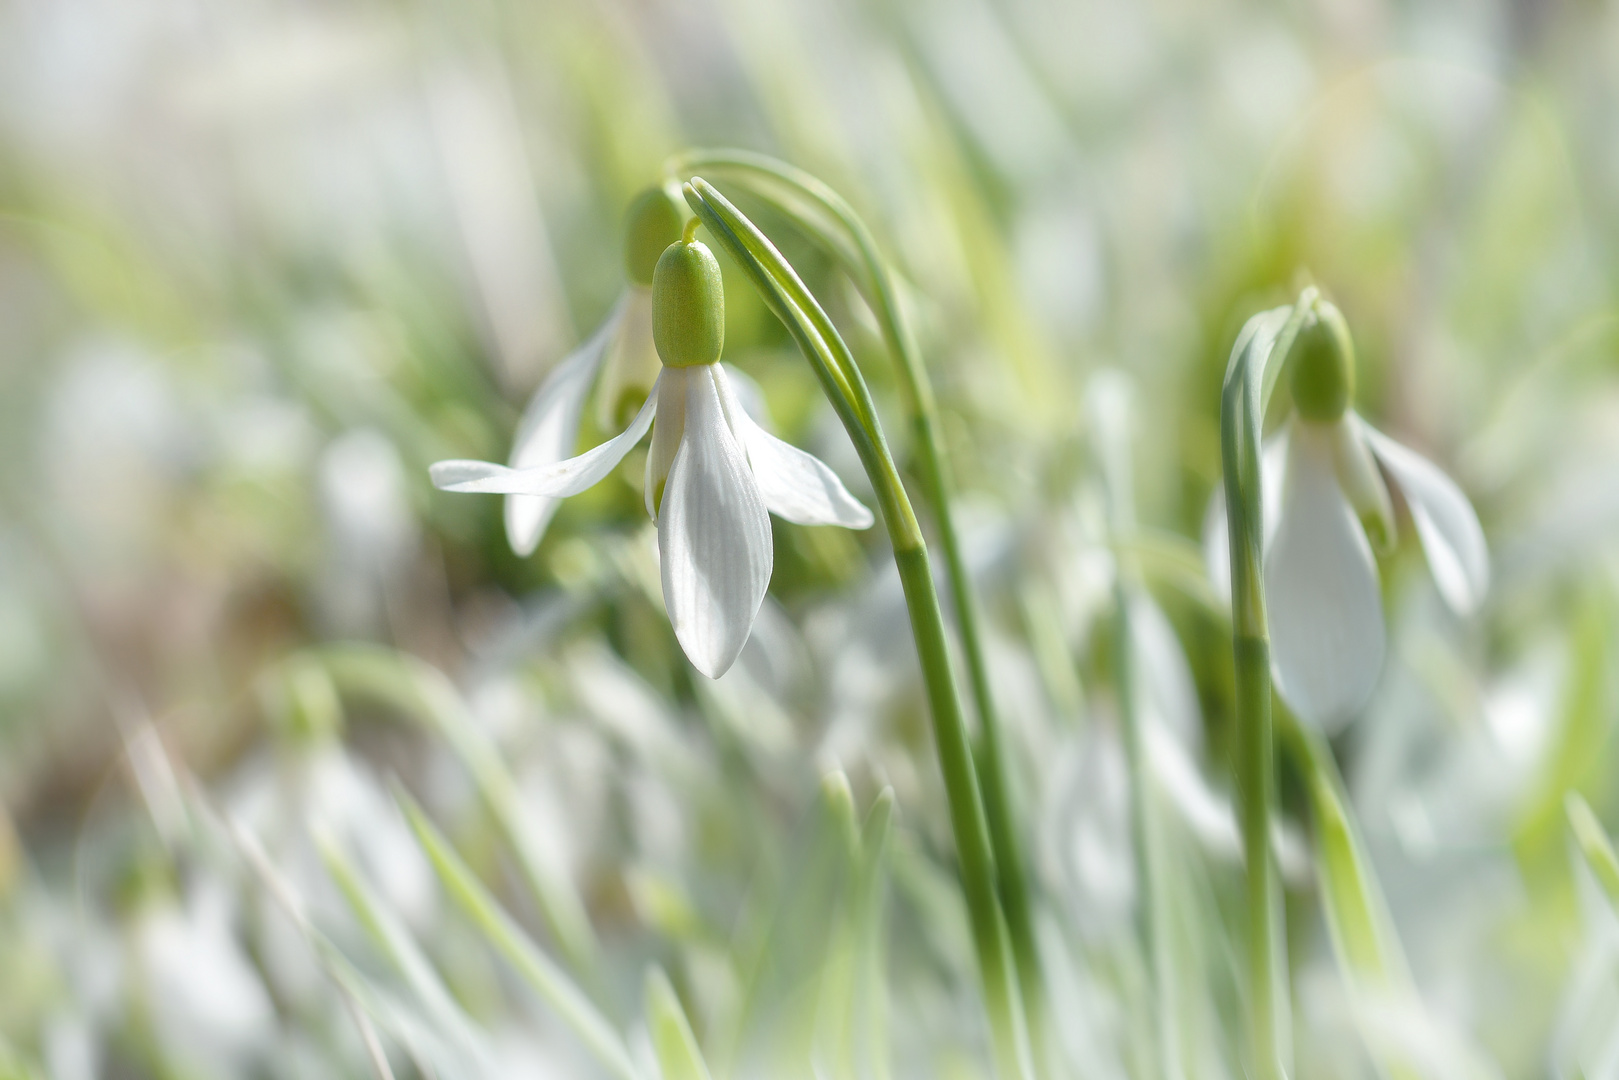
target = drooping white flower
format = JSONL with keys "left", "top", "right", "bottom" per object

{"left": 503, "top": 188, "right": 682, "bottom": 556}
{"left": 433, "top": 237, "right": 873, "bottom": 679}
{"left": 1204, "top": 304, "right": 1489, "bottom": 730}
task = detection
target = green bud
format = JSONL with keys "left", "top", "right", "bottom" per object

{"left": 623, "top": 187, "right": 688, "bottom": 287}
{"left": 652, "top": 240, "right": 725, "bottom": 368}
{"left": 1290, "top": 300, "right": 1355, "bottom": 422}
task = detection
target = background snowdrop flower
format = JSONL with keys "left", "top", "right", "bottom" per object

{"left": 1209, "top": 302, "right": 1490, "bottom": 730}
{"left": 432, "top": 234, "right": 873, "bottom": 678}
{"left": 503, "top": 186, "right": 685, "bottom": 556}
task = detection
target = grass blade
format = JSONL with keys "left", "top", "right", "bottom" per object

{"left": 394, "top": 789, "right": 643, "bottom": 1080}
{"left": 316, "top": 643, "right": 600, "bottom": 974}
{"left": 645, "top": 967, "right": 715, "bottom": 1080}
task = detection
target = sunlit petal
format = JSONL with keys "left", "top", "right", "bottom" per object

{"left": 1361, "top": 418, "right": 1490, "bottom": 615}
{"left": 1330, "top": 414, "right": 1395, "bottom": 554}
{"left": 1202, "top": 424, "right": 1290, "bottom": 605}
{"left": 712, "top": 366, "right": 874, "bottom": 529}
{"left": 431, "top": 385, "right": 656, "bottom": 496}
{"left": 594, "top": 288, "right": 661, "bottom": 431}
{"left": 504, "top": 299, "right": 623, "bottom": 555}
{"left": 1265, "top": 422, "right": 1386, "bottom": 729}
{"left": 645, "top": 366, "right": 688, "bottom": 520}
{"left": 719, "top": 362, "right": 768, "bottom": 423}
{"left": 659, "top": 366, "right": 773, "bottom": 679}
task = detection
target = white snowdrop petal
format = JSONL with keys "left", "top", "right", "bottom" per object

{"left": 711, "top": 367, "right": 874, "bottom": 529}
{"left": 1265, "top": 424, "right": 1386, "bottom": 730}
{"left": 595, "top": 288, "right": 661, "bottom": 431}
{"left": 659, "top": 367, "right": 773, "bottom": 679}
{"left": 719, "top": 362, "right": 769, "bottom": 424}
{"left": 504, "top": 299, "right": 624, "bottom": 555}
{"left": 645, "top": 367, "right": 688, "bottom": 520}
{"left": 1361, "top": 419, "right": 1490, "bottom": 615}
{"left": 1202, "top": 425, "right": 1290, "bottom": 606}
{"left": 746, "top": 425, "right": 877, "bottom": 528}
{"left": 1330, "top": 415, "right": 1395, "bottom": 553}
{"left": 431, "top": 388, "right": 657, "bottom": 496}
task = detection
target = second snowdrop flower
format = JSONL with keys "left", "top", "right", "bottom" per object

{"left": 1208, "top": 301, "right": 1489, "bottom": 730}
{"left": 502, "top": 187, "right": 685, "bottom": 556}
{"left": 432, "top": 226, "right": 873, "bottom": 679}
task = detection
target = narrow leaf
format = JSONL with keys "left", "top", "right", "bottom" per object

{"left": 395, "top": 790, "right": 643, "bottom": 1080}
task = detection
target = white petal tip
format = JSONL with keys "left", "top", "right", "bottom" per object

{"left": 430, "top": 459, "right": 505, "bottom": 491}
{"left": 685, "top": 643, "right": 744, "bottom": 680}
{"left": 660, "top": 367, "right": 773, "bottom": 688}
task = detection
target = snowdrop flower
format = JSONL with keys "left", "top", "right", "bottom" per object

{"left": 433, "top": 230, "right": 874, "bottom": 678}
{"left": 502, "top": 186, "right": 685, "bottom": 556}
{"left": 1205, "top": 302, "right": 1489, "bottom": 730}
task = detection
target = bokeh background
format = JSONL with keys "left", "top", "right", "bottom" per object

{"left": 3, "top": 0, "right": 1619, "bottom": 1077}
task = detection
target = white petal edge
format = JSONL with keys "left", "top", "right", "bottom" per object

{"left": 594, "top": 288, "right": 661, "bottom": 431}
{"left": 1359, "top": 418, "right": 1489, "bottom": 616}
{"left": 431, "top": 381, "right": 657, "bottom": 496}
{"left": 1265, "top": 423, "right": 1386, "bottom": 730}
{"left": 719, "top": 362, "right": 769, "bottom": 425}
{"left": 713, "top": 366, "right": 874, "bottom": 529}
{"left": 503, "top": 298, "right": 624, "bottom": 555}
{"left": 644, "top": 366, "right": 688, "bottom": 521}
{"left": 659, "top": 366, "right": 773, "bottom": 679}
{"left": 1202, "top": 424, "right": 1290, "bottom": 606}
{"left": 1329, "top": 414, "right": 1395, "bottom": 553}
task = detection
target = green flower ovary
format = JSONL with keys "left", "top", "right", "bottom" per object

{"left": 623, "top": 187, "right": 688, "bottom": 287}
{"left": 1290, "top": 300, "right": 1355, "bottom": 422}
{"left": 652, "top": 240, "right": 725, "bottom": 368}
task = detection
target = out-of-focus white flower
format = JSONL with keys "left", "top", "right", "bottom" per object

{"left": 1205, "top": 304, "right": 1489, "bottom": 730}
{"left": 317, "top": 428, "right": 416, "bottom": 632}
{"left": 500, "top": 287, "right": 662, "bottom": 555}
{"left": 433, "top": 238, "right": 873, "bottom": 679}
{"left": 129, "top": 880, "right": 275, "bottom": 1079}
{"left": 499, "top": 187, "right": 682, "bottom": 556}
{"left": 1261, "top": 416, "right": 1485, "bottom": 729}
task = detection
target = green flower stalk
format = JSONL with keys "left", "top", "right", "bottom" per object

{"left": 677, "top": 176, "right": 1035, "bottom": 1080}
{"left": 663, "top": 149, "right": 1043, "bottom": 1051}
{"left": 1219, "top": 289, "right": 1317, "bottom": 1080}
{"left": 1217, "top": 288, "right": 1491, "bottom": 1080}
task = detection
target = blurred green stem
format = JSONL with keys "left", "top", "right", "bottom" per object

{"left": 665, "top": 151, "right": 1041, "bottom": 1041}
{"left": 1095, "top": 380, "right": 1179, "bottom": 1079}
{"left": 1112, "top": 585, "right": 1182, "bottom": 1078}
{"left": 1219, "top": 290, "right": 1315, "bottom": 1080}
{"left": 683, "top": 178, "right": 1033, "bottom": 1080}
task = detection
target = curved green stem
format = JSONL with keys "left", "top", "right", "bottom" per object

{"left": 1219, "top": 291, "right": 1315, "bottom": 1080}
{"left": 683, "top": 180, "right": 1033, "bottom": 1080}
{"left": 668, "top": 152, "right": 1040, "bottom": 1037}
